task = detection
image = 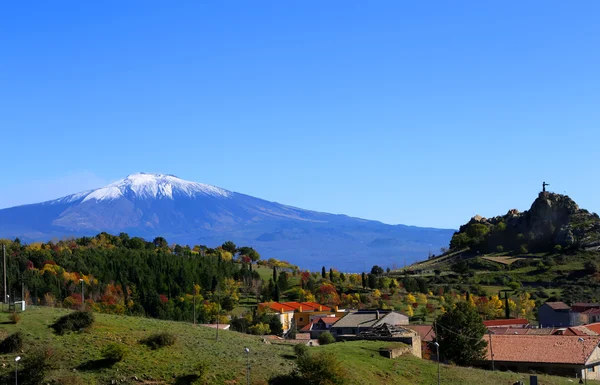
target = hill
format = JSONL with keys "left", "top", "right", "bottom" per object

{"left": 0, "top": 173, "right": 454, "bottom": 271}
{"left": 0, "top": 306, "right": 592, "bottom": 385}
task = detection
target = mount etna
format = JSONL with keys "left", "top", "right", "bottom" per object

{"left": 0, "top": 173, "right": 454, "bottom": 271}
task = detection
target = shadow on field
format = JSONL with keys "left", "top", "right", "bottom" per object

{"left": 174, "top": 374, "right": 200, "bottom": 385}
{"left": 76, "top": 358, "right": 117, "bottom": 371}
{"left": 281, "top": 354, "right": 296, "bottom": 360}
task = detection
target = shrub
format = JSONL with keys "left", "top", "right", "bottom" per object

{"left": 0, "top": 332, "right": 23, "bottom": 353}
{"left": 51, "top": 311, "right": 94, "bottom": 335}
{"left": 317, "top": 331, "right": 335, "bottom": 345}
{"left": 293, "top": 343, "right": 309, "bottom": 358}
{"left": 19, "top": 346, "right": 56, "bottom": 385}
{"left": 519, "top": 244, "right": 529, "bottom": 254}
{"left": 101, "top": 343, "right": 127, "bottom": 362}
{"left": 296, "top": 351, "right": 346, "bottom": 385}
{"left": 248, "top": 322, "right": 271, "bottom": 335}
{"left": 9, "top": 312, "right": 21, "bottom": 324}
{"left": 140, "top": 332, "right": 177, "bottom": 349}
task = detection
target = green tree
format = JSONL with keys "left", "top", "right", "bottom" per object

{"left": 317, "top": 331, "right": 335, "bottom": 345}
{"left": 221, "top": 241, "right": 237, "bottom": 254}
{"left": 361, "top": 272, "right": 366, "bottom": 289}
{"left": 436, "top": 302, "right": 488, "bottom": 366}
{"left": 585, "top": 260, "right": 599, "bottom": 274}
{"left": 329, "top": 268, "right": 334, "bottom": 282}
{"left": 321, "top": 266, "right": 326, "bottom": 279}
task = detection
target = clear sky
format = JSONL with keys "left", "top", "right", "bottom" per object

{"left": 1, "top": 1, "right": 599, "bottom": 229}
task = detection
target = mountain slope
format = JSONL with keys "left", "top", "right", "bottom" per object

{"left": 0, "top": 173, "right": 454, "bottom": 271}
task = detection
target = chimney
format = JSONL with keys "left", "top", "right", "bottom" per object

{"left": 334, "top": 306, "right": 338, "bottom": 312}
{"left": 299, "top": 306, "right": 302, "bottom": 312}
{"left": 376, "top": 310, "right": 380, "bottom": 320}
{"left": 319, "top": 305, "right": 322, "bottom": 311}
{"left": 281, "top": 307, "right": 284, "bottom": 313}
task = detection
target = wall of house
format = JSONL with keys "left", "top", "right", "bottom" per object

{"left": 583, "top": 345, "right": 600, "bottom": 380}
{"left": 538, "top": 306, "right": 571, "bottom": 327}
{"left": 294, "top": 311, "right": 346, "bottom": 329}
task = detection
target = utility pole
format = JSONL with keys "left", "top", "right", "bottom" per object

{"left": 488, "top": 330, "right": 495, "bottom": 371}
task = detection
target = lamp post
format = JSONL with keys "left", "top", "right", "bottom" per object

{"left": 15, "top": 356, "right": 21, "bottom": 385}
{"left": 79, "top": 279, "right": 84, "bottom": 309}
{"left": 579, "top": 337, "right": 587, "bottom": 385}
{"left": 244, "top": 347, "right": 250, "bottom": 385}
{"left": 433, "top": 341, "right": 440, "bottom": 385}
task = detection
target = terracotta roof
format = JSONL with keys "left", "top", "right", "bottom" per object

{"left": 573, "top": 303, "right": 600, "bottom": 308}
{"left": 584, "top": 323, "right": 600, "bottom": 334}
{"left": 316, "top": 317, "right": 339, "bottom": 325}
{"left": 583, "top": 308, "right": 600, "bottom": 315}
{"left": 485, "top": 335, "right": 600, "bottom": 364}
{"left": 300, "top": 322, "right": 313, "bottom": 332}
{"left": 299, "top": 302, "right": 331, "bottom": 311}
{"left": 259, "top": 302, "right": 295, "bottom": 313}
{"left": 490, "top": 327, "right": 556, "bottom": 335}
{"left": 483, "top": 318, "right": 529, "bottom": 327}
{"left": 543, "top": 302, "right": 571, "bottom": 310}
{"left": 405, "top": 325, "right": 436, "bottom": 341}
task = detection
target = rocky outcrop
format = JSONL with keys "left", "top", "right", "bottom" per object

{"left": 451, "top": 192, "right": 600, "bottom": 253}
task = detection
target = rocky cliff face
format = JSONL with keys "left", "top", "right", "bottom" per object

{"left": 451, "top": 192, "right": 600, "bottom": 253}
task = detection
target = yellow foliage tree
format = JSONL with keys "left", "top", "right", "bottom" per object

{"left": 517, "top": 292, "right": 536, "bottom": 320}
{"left": 373, "top": 289, "right": 381, "bottom": 299}
{"left": 406, "top": 293, "right": 416, "bottom": 304}
{"left": 405, "top": 304, "right": 414, "bottom": 317}
{"left": 416, "top": 293, "right": 428, "bottom": 305}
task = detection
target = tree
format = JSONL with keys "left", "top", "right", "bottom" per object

{"left": 321, "top": 266, "right": 326, "bottom": 279}
{"left": 273, "top": 266, "right": 278, "bottom": 283}
{"left": 318, "top": 331, "right": 335, "bottom": 345}
{"left": 221, "top": 241, "right": 237, "bottom": 254}
{"left": 436, "top": 302, "right": 488, "bottom": 366}
{"left": 361, "top": 272, "right": 366, "bottom": 289}
{"left": 329, "top": 268, "right": 334, "bottom": 282}
{"left": 370, "top": 265, "right": 384, "bottom": 276}
{"left": 367, "top": 274, "right": 377, "bottom": 289}
{"left": 585, "top": 260, "right": 599, "bottom": 274}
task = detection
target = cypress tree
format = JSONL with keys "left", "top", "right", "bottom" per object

{"left": 321, "top": 266, "right": 326, "bottom": 279}
{"left": 272, "top": 266, "right": 277, "bottom": 283}
{"left": 361, "top": 272, "right": 366, "bottom": 289}
{"left": 329, "top": 268, "right": 334, "bottom": 282}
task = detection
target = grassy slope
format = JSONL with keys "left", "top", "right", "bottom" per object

{"left": 0, "top": 307, "right": 595, "bottom": 384}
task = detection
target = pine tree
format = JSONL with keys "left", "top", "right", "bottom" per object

{"left": 321, "top": 266, "right": 326, "bottom": 279}
{"left": 329, "top": 268, "right": 334, "bottom": 282}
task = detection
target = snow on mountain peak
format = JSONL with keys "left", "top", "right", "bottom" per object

{"left": 80, "top": 173, "right": 231, "bottom": 202}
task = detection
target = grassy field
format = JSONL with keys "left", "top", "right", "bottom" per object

{"left": 0, "top": 307, "right": 596, "bottom": 385}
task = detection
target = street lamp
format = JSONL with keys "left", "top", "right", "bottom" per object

{"left": 245, "top": 347, "right": 250, "bottom": 385}
{"left": 579, "top": 337, "right": 587, "bottom": 385}
{"left": 433, "top": 342, "right": 440, "bottom": 385}
{"left": 15, "top": 356, "right": 21, "bottom": 385}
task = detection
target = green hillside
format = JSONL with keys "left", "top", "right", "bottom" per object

{"left": 0, "top": 307, "right": 595, "bottom": 385}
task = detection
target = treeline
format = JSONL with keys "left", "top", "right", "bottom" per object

{"left": 0, "top": 232, "right": 272, "bottom": 321}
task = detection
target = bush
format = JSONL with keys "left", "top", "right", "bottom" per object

{"left": 248, "top": 322, "right": 271, "bottom": 335}
{"left": 18, "top": 346, "right": 56, "bottom": 385}
{"left": 317, "top": 332, "right": 335, "bottom": 345}
{"left": 293, "top": 343, "right": 309, "bottom": 358}
{"left": 0, "top": 332, "right": 23, "bottom": 353}
{"left": 9, "top": 312, "right": 21, "bottom": 324}
{"left": 296, "top": 351, "right": 346, "bottom": 385}
{"left": 140, "top": 332, "right": 177, "bottom": 349}
{"left": 101, "top": 343, "right": 127, "bottom": 362}
{"left": 51, "top": 311, "right": 94, "bottom": 335}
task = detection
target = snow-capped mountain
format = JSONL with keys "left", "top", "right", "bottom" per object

{"left": 0, "top": 173, "right": 454, "bottom": 271}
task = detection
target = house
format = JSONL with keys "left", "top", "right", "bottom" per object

{"left": 330, "top": 310, "right": 409, "bottom": 337}
{"left": 483, "top": 318, "right": 529, "bottom": 328}
{"left": 553, "top": 322, "right": 600, "bottom": 336}
{"left": 538, "top": 301, "right": 576, "bottom": 327}
{"left": 258, "top": 301, "right": 345, "bottom": 333}
{"left": 299, "top": 315, "right": 340, "bottom": 339}
{"left": 476, "top": 335, "right": 600, "bottom": 379}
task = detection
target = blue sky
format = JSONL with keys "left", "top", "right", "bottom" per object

{"left": 1, "top": 1, "right": 598, "bottom": 229}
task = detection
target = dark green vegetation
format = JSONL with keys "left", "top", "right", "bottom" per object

{"left": 0, "top": 332, "right": 23, "bottom": 354}
{"left": 51, "top": 310, "right": 94, "bottom": 335}
{"left": 0, "top": 307, "right": 592, "bottom": 385}
{"left": 140, "top": 332, "right": 177, "bottom": 350}
{"left": 436, "top": 302, "right": 487, "bottom": 365}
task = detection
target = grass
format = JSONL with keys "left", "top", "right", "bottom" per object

{"left": 0, "top": 307, "right": 596, "bottom": 384}
{"left": 481, "top": 256, "right": 527, "bottom": 265}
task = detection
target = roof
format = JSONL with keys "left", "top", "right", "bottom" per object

{"left": 331, "top": 311, "right": 407, "bottom": 329}
{"left": 259, "top": 302, "right": 295, "bottom": 313}
{"left": 484, "top": 335, "right": 600, "bottom": 365}
{"left": 543, "top": 302, "right": 571, "bottom": 310}
{"left": 490, "top": 327, "right": 556, "bottom": 336}
{"left": 582, "top": 308, "right": 600, "bottom": 315}
{"left": 573, "top": 303, "right": 600, "bottom": 308}
{"left": 258, "top": 301, "right": 331, "bottom": 313}
{"left": 300, "top": 322, "right": 313, "bottom": 332}
{"left": 483, "top": 318, "right": 529, "bottom": 327}
{"left": 555, "top": 324, "right": 600, "bottom": 336}
{"left": 316, "top": 317, "right": 339, "bottom": 325}
{"left": 405, "top": 325, "right": 435, "bottom": 341}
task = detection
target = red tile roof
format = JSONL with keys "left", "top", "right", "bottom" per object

{"left": 584, "top": 323, "right": 600, "bottom": 334}
{"left": 483, "top": 318, "right": 529, "bottom": 327}
{"left": 405, "top": 325, "right": 436, "bottom": 341}
{"left": 258, "top": 301, "right": 331, "bottom": 314}
{"left": 259, "top": 302, "right": 295, "bottom": 313}
{"left": 543, "top": 302, "right": 571, "bottom": 310}
{"left": 300, "top": 322, "right": 313, "bottom": 332}
{"left": 316, "top": 317, "right": 339, "bottom": 324}
{"left": 485, "top": 335, "right": 600, "bottom": 364}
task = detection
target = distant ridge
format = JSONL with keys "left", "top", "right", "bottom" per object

{"left": 0, "top": 173, "right": 455, "bottom": 271}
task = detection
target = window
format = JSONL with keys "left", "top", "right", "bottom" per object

{"left": 588, "top": 366, "right": 595, "bottom": 373}
{"left": 299, "top": 317, "right": 303, "bottom": 322}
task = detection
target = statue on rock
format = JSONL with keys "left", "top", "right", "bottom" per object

{"left": 542, "top": 181, "right": 550, "bottom": 193}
